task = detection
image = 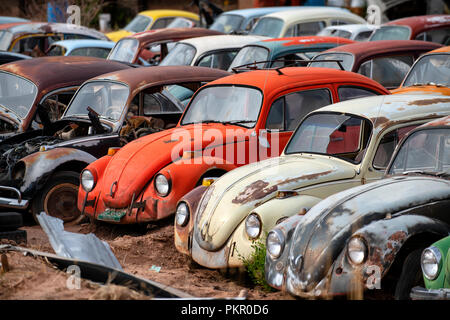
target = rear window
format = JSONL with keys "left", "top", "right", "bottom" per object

{"left": 370, "top": 26, "right": 411, "bottom": 41}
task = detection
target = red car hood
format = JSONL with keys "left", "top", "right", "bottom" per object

{"left": 101, "top": 124, "right": 250, "bottom": 208}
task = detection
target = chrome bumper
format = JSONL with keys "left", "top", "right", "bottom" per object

{"left": 0, "top": 186, "right": 29, "bottom": 209}
{"left": 410, "top": 286, "right": 450, "bottom": 300}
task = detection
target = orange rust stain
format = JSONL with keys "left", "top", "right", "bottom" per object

{"left": 44, "top": 148, "right": 74, "bottom": 160}
{"left": 232, "top": 180, "right": 277, "bottom": 204}
{"left": 407, "top": 98, "right": 450, "bottom": 106}
{"left": 277, "top": 170, "right": 333, "bottom": 186}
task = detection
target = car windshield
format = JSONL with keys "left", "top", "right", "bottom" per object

{"left": 64, "top": 81, "right": 129, "bottom": 122}
{"left": 285, "top": 112, "right": 371, "bottom": 163}
{"left": 181, "top": 85, "right": 262, "bottom": 127}
{"left": 309, "top": 52, "right": 354, "bottom": 70}
{"left": 317, "top": 28, "right": 352, "bottom": 39}
{"left": 46, "top": 44, "right": 65, "bottom": 56}
{"left": 166, "top": 17, "right": 194, "bottom": 29}
{"left": 228, "top": 45, "right": 269, "bottom": 70}
{"left": 124, "top": 15, "right": 152, "bottom": 33}
{"left": 107, "top": 38, "right": 139, "bottom": 63}
{"left": 209, "top": 14, "right": 244, "bottom": 33}
{"left": 370, "top": 25, "right": 411, "bottom": 41}
{"left": 0, "top": 31, "right": 13, "bottom": 50}
{"left": 0, "top": 72, "right": 38, "bottom": 118}
{"left": 403, "top": 54, "right": 450, "bottom": 87}
{"left": 388, "top": 128, "right": 450, "bottom": 175}
{"left": 159, "top": 43, "right": 196, "bottom": 66}
{"left": 250, "top": 17, "right": 284, "bottom": 38}
{"left": 163, "top": 84, "right": 194, "bottom": 108}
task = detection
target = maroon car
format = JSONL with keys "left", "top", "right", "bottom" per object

{"left": 107, "top": 27, "right": 224, "bottom": 66}
{"left": 369, "top": 14, "right": 450, "bottom": 45}
{"left": 0, "top": 56, "right": 131, "bottom": 141}
{"left": 309, "top": 40, "right": 442, "bottom": 89}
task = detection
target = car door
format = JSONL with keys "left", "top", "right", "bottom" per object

{"left": 260, "top": 87, "right": 333, "bottom": 160}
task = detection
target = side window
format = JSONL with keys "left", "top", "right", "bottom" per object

{"left": 358, "top": 55, "right": 414, "bottom": 88}
{"left": 151, "top": 17, "right": 174, "bottom": 29}
{"left": 143, "top": 93, "right": 162, "bottom": 115}
{"left": 12, "top": 35, "right": 59, "bottom": 56}
{"left": 373, "top": 125, "right": 418, "bottom": 170}
{"left": 354, "top": 31, "right": 373, "bottom": 42}
{"left": 39, "top": 89, "right": 77, "bottom": 122}
{"left": 338, "top": 86, "right": 379, "bottom": 102}
{"left": 265, "top": 88, "right": 332, "bottom": 131}
{"left": 296, "top": 21, "right": 326, "bottom": 36}
{"left": 196, "top": 51, "right": 238, "bottom": 70}
{"left": 265, "top": 97, "right": 284, "bottom": 130}
{"left": 245, "top": 18, "right": 259, "bottom": 31}
{"left": 415, "top": 27, "right": 450, "bottom": 45}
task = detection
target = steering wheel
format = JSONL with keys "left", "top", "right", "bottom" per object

{"left": 104, "top": 106, "right": 121, "bottom": 120}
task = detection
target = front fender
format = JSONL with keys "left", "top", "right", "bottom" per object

{"left": 174, "top": 185, "right": 208, "bottom": 256}
{"left": 18, "top": 147, "right": 97, "bottom": 196}
{"left": 328, "top": 215, "right": 450, "bottom": 296}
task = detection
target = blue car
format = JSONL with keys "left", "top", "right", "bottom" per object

{"left": 0, "top": 16, "right": 29, "bottom": 24}
{"left": 46, "top": 39, "right": 115, "bottom": 58}
{"left": 209, "top": 7, "right": 304, "bottom": 34}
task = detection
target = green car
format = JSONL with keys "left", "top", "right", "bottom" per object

{"left": 411, "top": 236, "right": 450, "bottom": 300}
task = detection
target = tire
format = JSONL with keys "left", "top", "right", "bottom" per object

{"left": 0, "top": 229, "right": 27, "bottom": 244}
{"left": 32, "top": 171, "right": 81, "bottom": 224}
{"left": 394, "top": 249, "right": 424, "bottom": 300}
{"left": 0, "top": 212, "right": 23, "bottom": 231}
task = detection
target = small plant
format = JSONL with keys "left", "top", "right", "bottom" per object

{"left": 237, "top": 236, "right": 274, "bottom": 292}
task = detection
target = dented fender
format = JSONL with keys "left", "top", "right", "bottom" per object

{"left": 18, "top": 147, "right": 97, "bottom": 197}
{"left": 328, "top": 215, "right": 450, "bottom": 296}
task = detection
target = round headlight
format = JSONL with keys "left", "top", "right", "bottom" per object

{"left": 175, "top": 202, "right": 189, "bottom": 227}
{"left": 155, "top": 174, "right": 170, "bottom": 196}
{"left": 421, "top": 246, "right": 442, "bottom": 280}
{"left": 347, "top": 237, "right": 367, "bottom": 265}
{"left": 81, "top": 169, "right": 95, "bottom": 192}
{"left": 245, "top": 213, "right": 261, "bottom": 239}
{"left": 267, "top": 230, "right": 285, "bottom": 259}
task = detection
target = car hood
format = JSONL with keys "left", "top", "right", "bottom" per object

{"left": 106, "top": 30, "right": 133, "bottom": 42}
{"left": 287, "top": 175, "right": 450, "bottom": 292}
{"left": 101, "top": 123, "right": 250, "bottom": 208}
{"left": 194, "top": 154, "right": 357, "bottom": 251}
{"left": 391, "top": 86, "right": 450, "bottom": 96}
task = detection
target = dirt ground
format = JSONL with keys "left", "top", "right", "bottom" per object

{"left": 0, "top": 217, "right": 294, "bottom": 300}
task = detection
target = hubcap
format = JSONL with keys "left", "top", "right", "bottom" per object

{"left": 43, "top": 183, "right": 80, "bottom": 222}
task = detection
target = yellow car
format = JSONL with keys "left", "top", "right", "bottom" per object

{"left": 107, "top": 9, "right": 199, "bottom": 42}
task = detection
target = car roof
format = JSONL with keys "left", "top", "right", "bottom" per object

{"left": 253, "top": 36, "right": 354, "bottom": 52}
{"left": 418, "top": 115, "right": 450, "bottom": 128}
{"left": 317, "top": 40, "right": 442, "bottom": 70}
{"left": 259, "top": 7, "right": 366, "bottom": 24}
{"left": 385, "top": 15, "right": 450, "bottom": 37}
{"left": 128, "top": 27, "right": 223, "bottom": 45}
{"left": 428, "top": 45, "right": 450, "bottom": 53}
{"left": 0, "top": 16, "right": 29, "bottom": 24}
{"left": 90, "top": 66, "right": 231, "bottom": 97}
{"left": 50, "top": 39, "right": 115, "bottom": 51}
{"left": 180, "top": 34, "right": 268, "bottom": 53}
{"left": 321, "top": 24, "right": 378, "bottom": 33}
{"left": 316, "top": 94, "right": 450, "bottom": 131}
{"left": 0, "top": 56, "right": 130, "bottom": 96}
{"left": 5, "top": 22, "right": 108, "bottom": 40}
{"left": 204, "top": 66, "right": 388, "bottom": 94}
{"left": 138, "top": 9, "right": 199, "bottom": 21}
{"left": 218, "top": 6, "right": 303, "bottom": 19}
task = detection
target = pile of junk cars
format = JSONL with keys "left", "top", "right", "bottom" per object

{"left": 0, "top": 7, "right": 449, "bottom": 300}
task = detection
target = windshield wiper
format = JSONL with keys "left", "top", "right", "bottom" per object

{"left": 222, "top": 120, "right": 256, "bottom": 127}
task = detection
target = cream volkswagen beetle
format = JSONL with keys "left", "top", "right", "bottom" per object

{"left": 174, "top": 94, "right": 450, "bottom": 269}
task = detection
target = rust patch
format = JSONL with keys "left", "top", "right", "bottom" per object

{"left": 397, "top": 107, "right": 405, "bottom": 111}
{"left": 277, "top": 170, "right": 333, "bottom": 186}
{"left": 370, "top": 116, "right": 390, "bottom": 127}
{"left": 44, "top": 148, "right": 75, "bottom": 160}
{"left": 232, "top": 180, "right": 278, "bottom": 204}
{"left": 407, "top": 98, "right": 450, "bottom": 106}
{"left": 388, "top": 231, "right": 407, "bottom": 242}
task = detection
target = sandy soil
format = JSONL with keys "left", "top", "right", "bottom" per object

{"left": 0, "top": 218, "right": 294, "bottom": 300}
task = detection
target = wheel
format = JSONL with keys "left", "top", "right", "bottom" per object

{"left": 32, "top": 171, "right": 82, "bottom": 224}
{"left": 394, "top": 249, "right": 424, "bottom": 300}
{"left": 0, "top": 212, "right": 23, "bottom": 231}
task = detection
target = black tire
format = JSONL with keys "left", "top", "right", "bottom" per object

{"left": 0, "top": 229, "right": 27, "bottom": 244}
{"left": 32, "top": 171, "right": 81, "bottom": 224}
{"left": 0, "top": 212, "right": 23, "bottom": 231}
{"left": 394, "top": 249, "right": 424, "bottom": 300}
